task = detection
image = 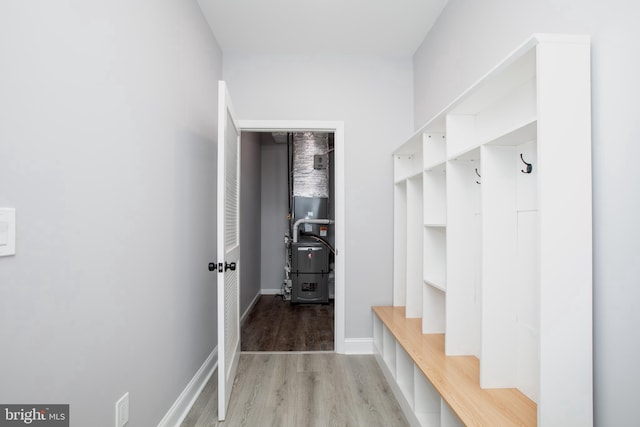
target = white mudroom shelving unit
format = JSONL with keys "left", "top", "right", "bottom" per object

{"left": 375, "top": 34, "right": 592, "bottom": 426}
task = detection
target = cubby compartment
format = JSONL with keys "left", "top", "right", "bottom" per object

{"left": 446, "top": 114, "right": 477, "bottom": 159}
{"left": 423, "top": 226, "right": 446, "bottom": 291}
{"left": 423, "top": 164, "right": 446, "bottom": 226}
{"left": 393, "top": 181, "right": 407, "bottom": 307}
{"left": 423, "top": 133, "right": 447, "bottom": 170}
{"left": 414, "top": 367, "right": 441, "bottom": 427}
{"left": 383, "top": 325, "right": 397, "bottom": 378}
{"left": 440, "top": 401, "right": 464, "bottom": 427}
{"left": 445, "top": 147, "right": 481, "bottom": 357}
{"left": 393, "top": 170, "right": 424, "bottom": 318}
{"left": 473, "top": 77, "right": 536, "bottom": 146}
{"left": 451, "top": 48, "right": 537, "bottom": 150}
{"left": 373, "top": 313, "right": 383, "bottom": 355}
{"left": 481, "top": 139, "right": 539, "bottom": 401}
{"left": 406, "top": 175, "right": 424, "bottom": 317}
{"left": 395, "top": 152, "right": 423, "bottom": 183}
{"left": 397, "top": 346, "right": 415, "bottom": 408}
{"left": 422, "top": 283, "right": 445, "bottom": 334}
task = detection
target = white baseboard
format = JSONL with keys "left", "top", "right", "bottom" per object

{"left": 241, "top": 291, "right": 261, "bottom": 325}
{"left": 260, "top": 288, "right": 281, "bottom": 295}
{"left": 343, "top": 338, "right": 373, "bottom": 354}
{"left": 157, "top": 347, "right": 217, "bottom": 427}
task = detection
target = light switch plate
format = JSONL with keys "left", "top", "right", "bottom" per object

{"left": 0, "top": 208, "right": 16, "bottom": 256}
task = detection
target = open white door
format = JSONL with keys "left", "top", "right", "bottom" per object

{"left": 216, "top": 80, "right": 241, "bottom": 421}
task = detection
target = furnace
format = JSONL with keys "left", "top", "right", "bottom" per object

{"left": 282, "top": 132, "right": 335, "bottom": 303}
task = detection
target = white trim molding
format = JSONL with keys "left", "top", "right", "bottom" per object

{"left": 344, "top": 338, "right": 374, "bottom": 355}
{"left": 157, "top": 347, "right": 217, "bottom": 427}
{"left": 260, "top": 288, "right": 282, "bottom": 296}
{"left": 238, "top": 120, "right": 346, "bottom": 354}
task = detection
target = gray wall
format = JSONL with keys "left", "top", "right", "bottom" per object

{"left": 260, "top": 137, "right": 289, "bottom": 293}
{"left": 0, "top": 2, "right": 222, "bottom": 426}
{"left": 223, "top": 54, "right": 414, "bottom": 338}
{"left": 412, "top": 0, "right": 640, "bottom": 424}
{"left": 240, "top": 132, "right": 262, "bottom": 313}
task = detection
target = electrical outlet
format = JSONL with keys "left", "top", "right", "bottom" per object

{"left": 115, "top": 392, "right": 129, "bottom": 427}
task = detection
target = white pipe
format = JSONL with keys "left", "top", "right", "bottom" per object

{"left": 293, "top": 219, "right": 335, "bottom": 243}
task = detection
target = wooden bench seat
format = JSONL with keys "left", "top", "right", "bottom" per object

{"left": 373, "top": 306, "right": 537, "bottom": 426}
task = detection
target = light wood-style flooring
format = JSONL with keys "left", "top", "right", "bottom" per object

{"left": 180, "top": 352, "right": 408, "bottom": 426}
{"left": 241, "top": 295, "right": 334, "bottom": 351}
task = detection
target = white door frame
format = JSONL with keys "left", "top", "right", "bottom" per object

{"left": 238, "top": 120, "right": 346, "bottom": 354}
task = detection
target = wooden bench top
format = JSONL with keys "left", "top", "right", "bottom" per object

{"left": 373, "top": 306, "right": 537, "bottom": 427}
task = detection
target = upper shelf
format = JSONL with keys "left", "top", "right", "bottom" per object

{"left": 450, "top": 50, "right": 536, "bottom": 117}
{"left": 393, "top": 34, "right": 590, "bottom": 160}
{"left": 446, "top": 34, "right": 588, "bottom": 118}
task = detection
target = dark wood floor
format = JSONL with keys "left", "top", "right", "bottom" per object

{"left": 241, "top": 295, "right": 334, "bottom": 351}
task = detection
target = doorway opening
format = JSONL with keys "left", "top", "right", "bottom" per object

{"left": 237, "top": 121, "right": 345, "bottom": 353}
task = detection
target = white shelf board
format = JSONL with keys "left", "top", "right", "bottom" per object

{"left": 424, "top": 278, "right": 446, "bottom": 293}
{"left": 423, "top": 160, "right": 446, "bottom": 172}
{"left": 395, "top": 151, "right": 424, "bottom": 183}
{"left": 449, "top": 144, "right": 480, "bottom": 167}
{"left": 448, "top": 145, "right": 482, "bottom": 163}
{"left": 484, "top": 117, "right": 537, "bottom": 146}
{"left": 394, "top": 170, "right": 423, "bottom": 184}
{"left": 396, "top": 117, "right": 447, "bottom": 158}
{"left": 424, "top": 223, "right": 446, "bottom": 228}
{"left": 394, "top": 132, "right": 423, "bottom": 156}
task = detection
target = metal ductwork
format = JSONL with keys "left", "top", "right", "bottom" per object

{"left": 293, "top": 132, "right": 329, "bottom": 198}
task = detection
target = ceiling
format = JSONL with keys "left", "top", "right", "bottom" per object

{"left": 197, "top": 0, "right": 449, "bottom": 55}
